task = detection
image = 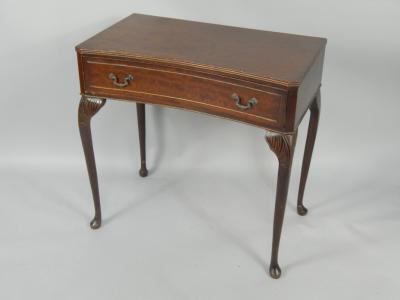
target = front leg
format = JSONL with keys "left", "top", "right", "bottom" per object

{"left": 266, "top": 131, "right": 297, "bottom": 279}
{"left": 78, "top": 96, "right": 106, "bottom": 229}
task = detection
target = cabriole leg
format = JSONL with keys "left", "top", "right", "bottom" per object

{"left": 78, "top": 96, "right": 106, "bottom": 229}
{"left": 266, "top": 131, "right": 297, "bottom": 279}
{"left": 297, "top": 90, "right": 321, "bottom": 216}
{"left": 136, "top": 103, "right": 148, "bottom": 177}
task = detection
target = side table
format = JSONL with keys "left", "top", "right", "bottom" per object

{"left": 76, "top": 13, "right": 326, "bottom": 279}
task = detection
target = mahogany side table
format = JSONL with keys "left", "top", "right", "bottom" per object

{"left": 76, "top": 14, "right": 326, "bottom": 279}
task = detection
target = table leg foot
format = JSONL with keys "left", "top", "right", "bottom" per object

{"left": 269, "top": 264, "right": 282, "bottom": 279}
{"left": 90, "top": 215, "right": 102, "bottom": 230}
{"left": 297, "top": 204, "right": 308, "bottom": 216}
{"left": 139, "top": 167, "right": 148, "bottom": 177}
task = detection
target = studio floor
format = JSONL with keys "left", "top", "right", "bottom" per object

{"left": 1, "top": 160, "right": 398, "bottom": 300}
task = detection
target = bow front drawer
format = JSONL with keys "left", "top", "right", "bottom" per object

{"left": 81, "top": 57, "right": 287, "bottom": 129}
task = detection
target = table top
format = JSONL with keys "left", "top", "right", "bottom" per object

{"left": 76, "top": 14, "right": 326, "bottom": 86}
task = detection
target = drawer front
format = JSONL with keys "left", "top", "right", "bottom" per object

{"left": 82, "top": 57, "right": 286, "bottom": 129}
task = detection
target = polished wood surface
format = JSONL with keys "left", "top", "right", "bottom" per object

{"left": 76, "top": 13, "right": 325, "bottom": 85}
{"left": 76, "top": 13, "right": 326, "bottom": 279}
{"left": 76, "top": 14, "right": 326, "bottom": 133}
{"left": 82, "top": 56, "right": 286, "bottom": 130}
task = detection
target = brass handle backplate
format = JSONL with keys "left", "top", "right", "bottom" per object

{"left": 231, "top": 93, "right": 258, "bottom": 110}
{"left": 108, "top": 73, "right": 134, "bottom": 87}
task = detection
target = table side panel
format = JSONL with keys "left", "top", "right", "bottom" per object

{"left": 294, "top": 47, "right": 326, "bottom": 128}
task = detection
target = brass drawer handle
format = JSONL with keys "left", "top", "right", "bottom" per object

{"left": 231, "top": 93, "right": 258, "bottom": 110}
{"left": 108, "top": 73, "right": 134, "bottom": 87}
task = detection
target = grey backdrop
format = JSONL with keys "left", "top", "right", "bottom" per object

{"left": 0, "top": 0, "right": 399, "bottom": 299}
